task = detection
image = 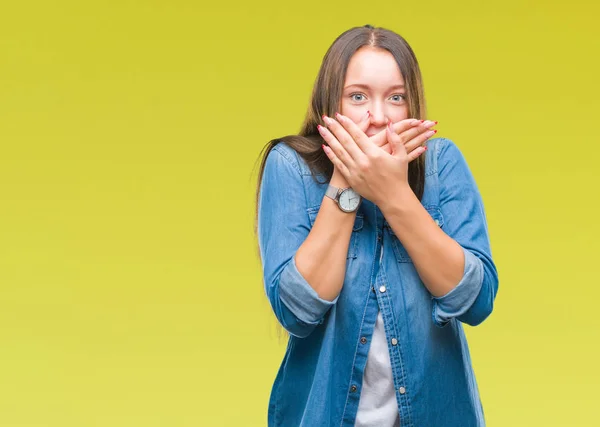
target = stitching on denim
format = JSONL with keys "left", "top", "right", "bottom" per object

{"left": 338, "top": 277, "right": 372, "bottom": 426}
{"left": 273, "top": 144, "right": 303, "bottom": 175}
{"left": 339, "top": 205, "right": 378, "bottom": 427}
{"left": 379, "top": 263, "right": 414, "bottom": 426}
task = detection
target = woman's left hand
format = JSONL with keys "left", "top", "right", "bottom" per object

{"left": 319, "top": 113, "right": 434, "bottom": 206}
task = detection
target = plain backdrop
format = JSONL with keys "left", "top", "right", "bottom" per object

{"left": 1, "top": 1, "right": 599, "bottom": 425}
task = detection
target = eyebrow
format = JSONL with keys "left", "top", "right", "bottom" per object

{"left": 344, "top": 83, "right": 405, "bottom": 90}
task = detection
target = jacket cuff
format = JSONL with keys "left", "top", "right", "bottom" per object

{"left": 431, "top": 247, "right": 483, "bottom": 327}
{"left": 279, "top": 255, "right": 338, "bottom": 325}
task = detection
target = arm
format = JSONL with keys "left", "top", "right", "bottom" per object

{"left": 380, "top": 139, "right": 499, "bottom": 327}
{"left": 258, "top": 144, "right": 356, "bottom": 338}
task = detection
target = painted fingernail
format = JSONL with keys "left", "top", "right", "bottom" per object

{"left": 433, "top": 129, "right": 438, "bottom": 134}
{"left": 420, "top": 120, "right": 425, "bottom": 123}
{"left": 434, "top": 121, "right": 438, "bottom": 125}
{"left": 323, "top": 115, "right": 334, "bottom": 125}
{"left": 335, "top": 112, "right": 344, "bottom": 121}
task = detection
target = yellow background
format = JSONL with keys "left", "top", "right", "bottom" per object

{"left": 1, "top": 1, "right": 598, "bottom": 425}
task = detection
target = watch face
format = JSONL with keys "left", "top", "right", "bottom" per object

{"left": 339, "top": 188, "right": 361, "bottom": 212}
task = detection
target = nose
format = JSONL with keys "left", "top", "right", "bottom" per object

{"left": 369, "top": 104, "right": 390, "bottom": 128}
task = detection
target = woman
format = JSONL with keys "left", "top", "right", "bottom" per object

{"left": 255, "top": 25, "right": 499, "bottom": 427}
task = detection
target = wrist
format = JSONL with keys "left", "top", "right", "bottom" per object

{"left": 330, "top": 171, "right": 349, "bottom": 188}
{"left": 379, "top": 184, "right": 414, "bottom": 214}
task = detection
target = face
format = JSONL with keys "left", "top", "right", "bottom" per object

{"left": 340, "top": 47, "right": 409, "bottom": 137}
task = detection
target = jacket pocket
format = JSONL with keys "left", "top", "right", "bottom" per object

{"left": 307, "top": 207, "right": 364, "bottom": 259}
{"left": 385, "top": 206, "right": 444, "bottom": 263}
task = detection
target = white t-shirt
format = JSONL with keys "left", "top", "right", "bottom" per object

{"left": 354, "top": 245, "right": 400, "bottom": 427}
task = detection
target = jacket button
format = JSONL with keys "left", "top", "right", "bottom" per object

{"left": 391, "top": 338, "right": 398, "bottom": 346}
{"left": 360, "top": 337, "right": 367, "bottom": 344}
{"left": 398, "top": 386, "right": 406, "bottom": 394}
{"left": 350, "top": 385, "right": 357, "bottom": 393}
{"left": 379, "top": 285, "right": 386, "bottom": 293}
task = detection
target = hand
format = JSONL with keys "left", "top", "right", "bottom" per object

{"left": 371, "top": 118, "right": 438, "bottom": 155}
{"left": 328, "top": 111, "right": 371, "bottom": 187}
{"left": 318, "top": 113, "right": 437, "bottom": 206}
{"left": 323, "top": 113, "right": 435, "bottom": 187}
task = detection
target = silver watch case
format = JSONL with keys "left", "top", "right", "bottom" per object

{"left": 326, "top": 184, "right": 361, "bottom": 213}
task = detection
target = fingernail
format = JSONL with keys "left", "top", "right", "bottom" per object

{"left": 420, "top": 120, "right": 425, "bottom": 123}
{"left": 322, "top": 115, "right": 333, "bottom": 125}
{"left": 424, "top": 145, "right": 428, "bottom": 151}
{"left": 434, "top": 121, "right": 438, "bottom": 125}
{"left": 433, "top": 129, "right": 438, "bottom": 134}
{"left": 335, "top": 112, "right": 344, "bottom": 121}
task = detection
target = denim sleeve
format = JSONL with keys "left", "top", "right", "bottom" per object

{"left": 258, "top": 144, "right": 338, "bottom": 338}
{"left": 431, "top": 139, "right": 499, "bottom": 328}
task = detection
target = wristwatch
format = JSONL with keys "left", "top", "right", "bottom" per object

{"left": 325, "top": 184, "right": 362, "bottom": 213}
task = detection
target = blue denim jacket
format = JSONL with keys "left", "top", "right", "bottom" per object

{"left": 258, "top": 138, "right": 499, "bottom": 427}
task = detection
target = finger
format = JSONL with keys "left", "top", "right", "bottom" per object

{"left": 371, "top": 118, "right": 421, "bottom": 148}
{"left": 404, "top": 128, "right": 437, "bottom": 154}
{"left": 322, "top": 144, "right": 351, "bottom": 179}
{"left": 399, "top": 120, "right": 438, "bottom": 144}
{"left": 334, "top": 113, "right": 375, "bottom": 156}
{"left": 387, "top": 121, "right": 407, "bottom": 157}
{"left": 318, "top": 124, "right": 356, "bottom": 170}
{"left": 380, "top": 142, "right": 392, "bottom": 154}
{"left": 357, "top": 110, "right": 371, "bottom": 133}
{"left": 322, "top": 115, "right": 365, "bottom": 162}
{"left": 406, "top": 144, "right": 427, "bottom": 162}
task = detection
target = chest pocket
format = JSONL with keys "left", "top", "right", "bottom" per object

{"left": 384, "top": 206, "right": 444, "bottom": 263}
{"left": 307, "top": 207, "right": 364, "bottom": 259}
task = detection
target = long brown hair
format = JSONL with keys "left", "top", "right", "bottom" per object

{"left": 254, "top": 25, "right": 428, "bottom": 241}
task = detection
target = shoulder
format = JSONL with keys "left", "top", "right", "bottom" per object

{"left": 426, "top": 137, "right": 471, "bottom": 177}
{"left": 270, "top": 141, "right": 314, "bottom": 176}
{"left": 264, "top": 141, "right": 303, "bottom": 178}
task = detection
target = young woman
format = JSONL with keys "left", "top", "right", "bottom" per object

{"left": 255, "top": 25, "right": 499, "bottom": 427}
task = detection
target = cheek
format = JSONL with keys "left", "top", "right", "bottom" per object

{"left": 340, "top": 103, "right": 365, "bottom": 123}
{"left": 390, "top": 106, "right": 409, "bottom": 122}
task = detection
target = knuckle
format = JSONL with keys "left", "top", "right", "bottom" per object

{"left": 357, "top": 160, "right": 370, "bottom": 173}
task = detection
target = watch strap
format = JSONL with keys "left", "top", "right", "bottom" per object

{"left": 325, "top": 184, "right": 341, "bottom": 201}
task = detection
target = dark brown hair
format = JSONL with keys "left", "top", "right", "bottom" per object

{"left": 254, "top": 25, "right": 428, "bottom": 240}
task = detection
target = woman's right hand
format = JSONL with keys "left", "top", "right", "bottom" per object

{"left": 328, "top": 111, "right": 371, "bottom": 188}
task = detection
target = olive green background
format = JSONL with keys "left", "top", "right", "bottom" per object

{"left": 1, "top": 1, "right": 598, "bottom": 425}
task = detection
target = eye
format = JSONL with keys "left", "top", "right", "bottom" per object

{"left": 349, "top": 93, "right": 366, "bottom": 102}
{"left": 390, "top": 94, "right": 406, "bottom": 102}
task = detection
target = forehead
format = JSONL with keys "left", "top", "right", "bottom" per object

{"left": 344, "top": 47, "right": 404, "bottom": 87}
